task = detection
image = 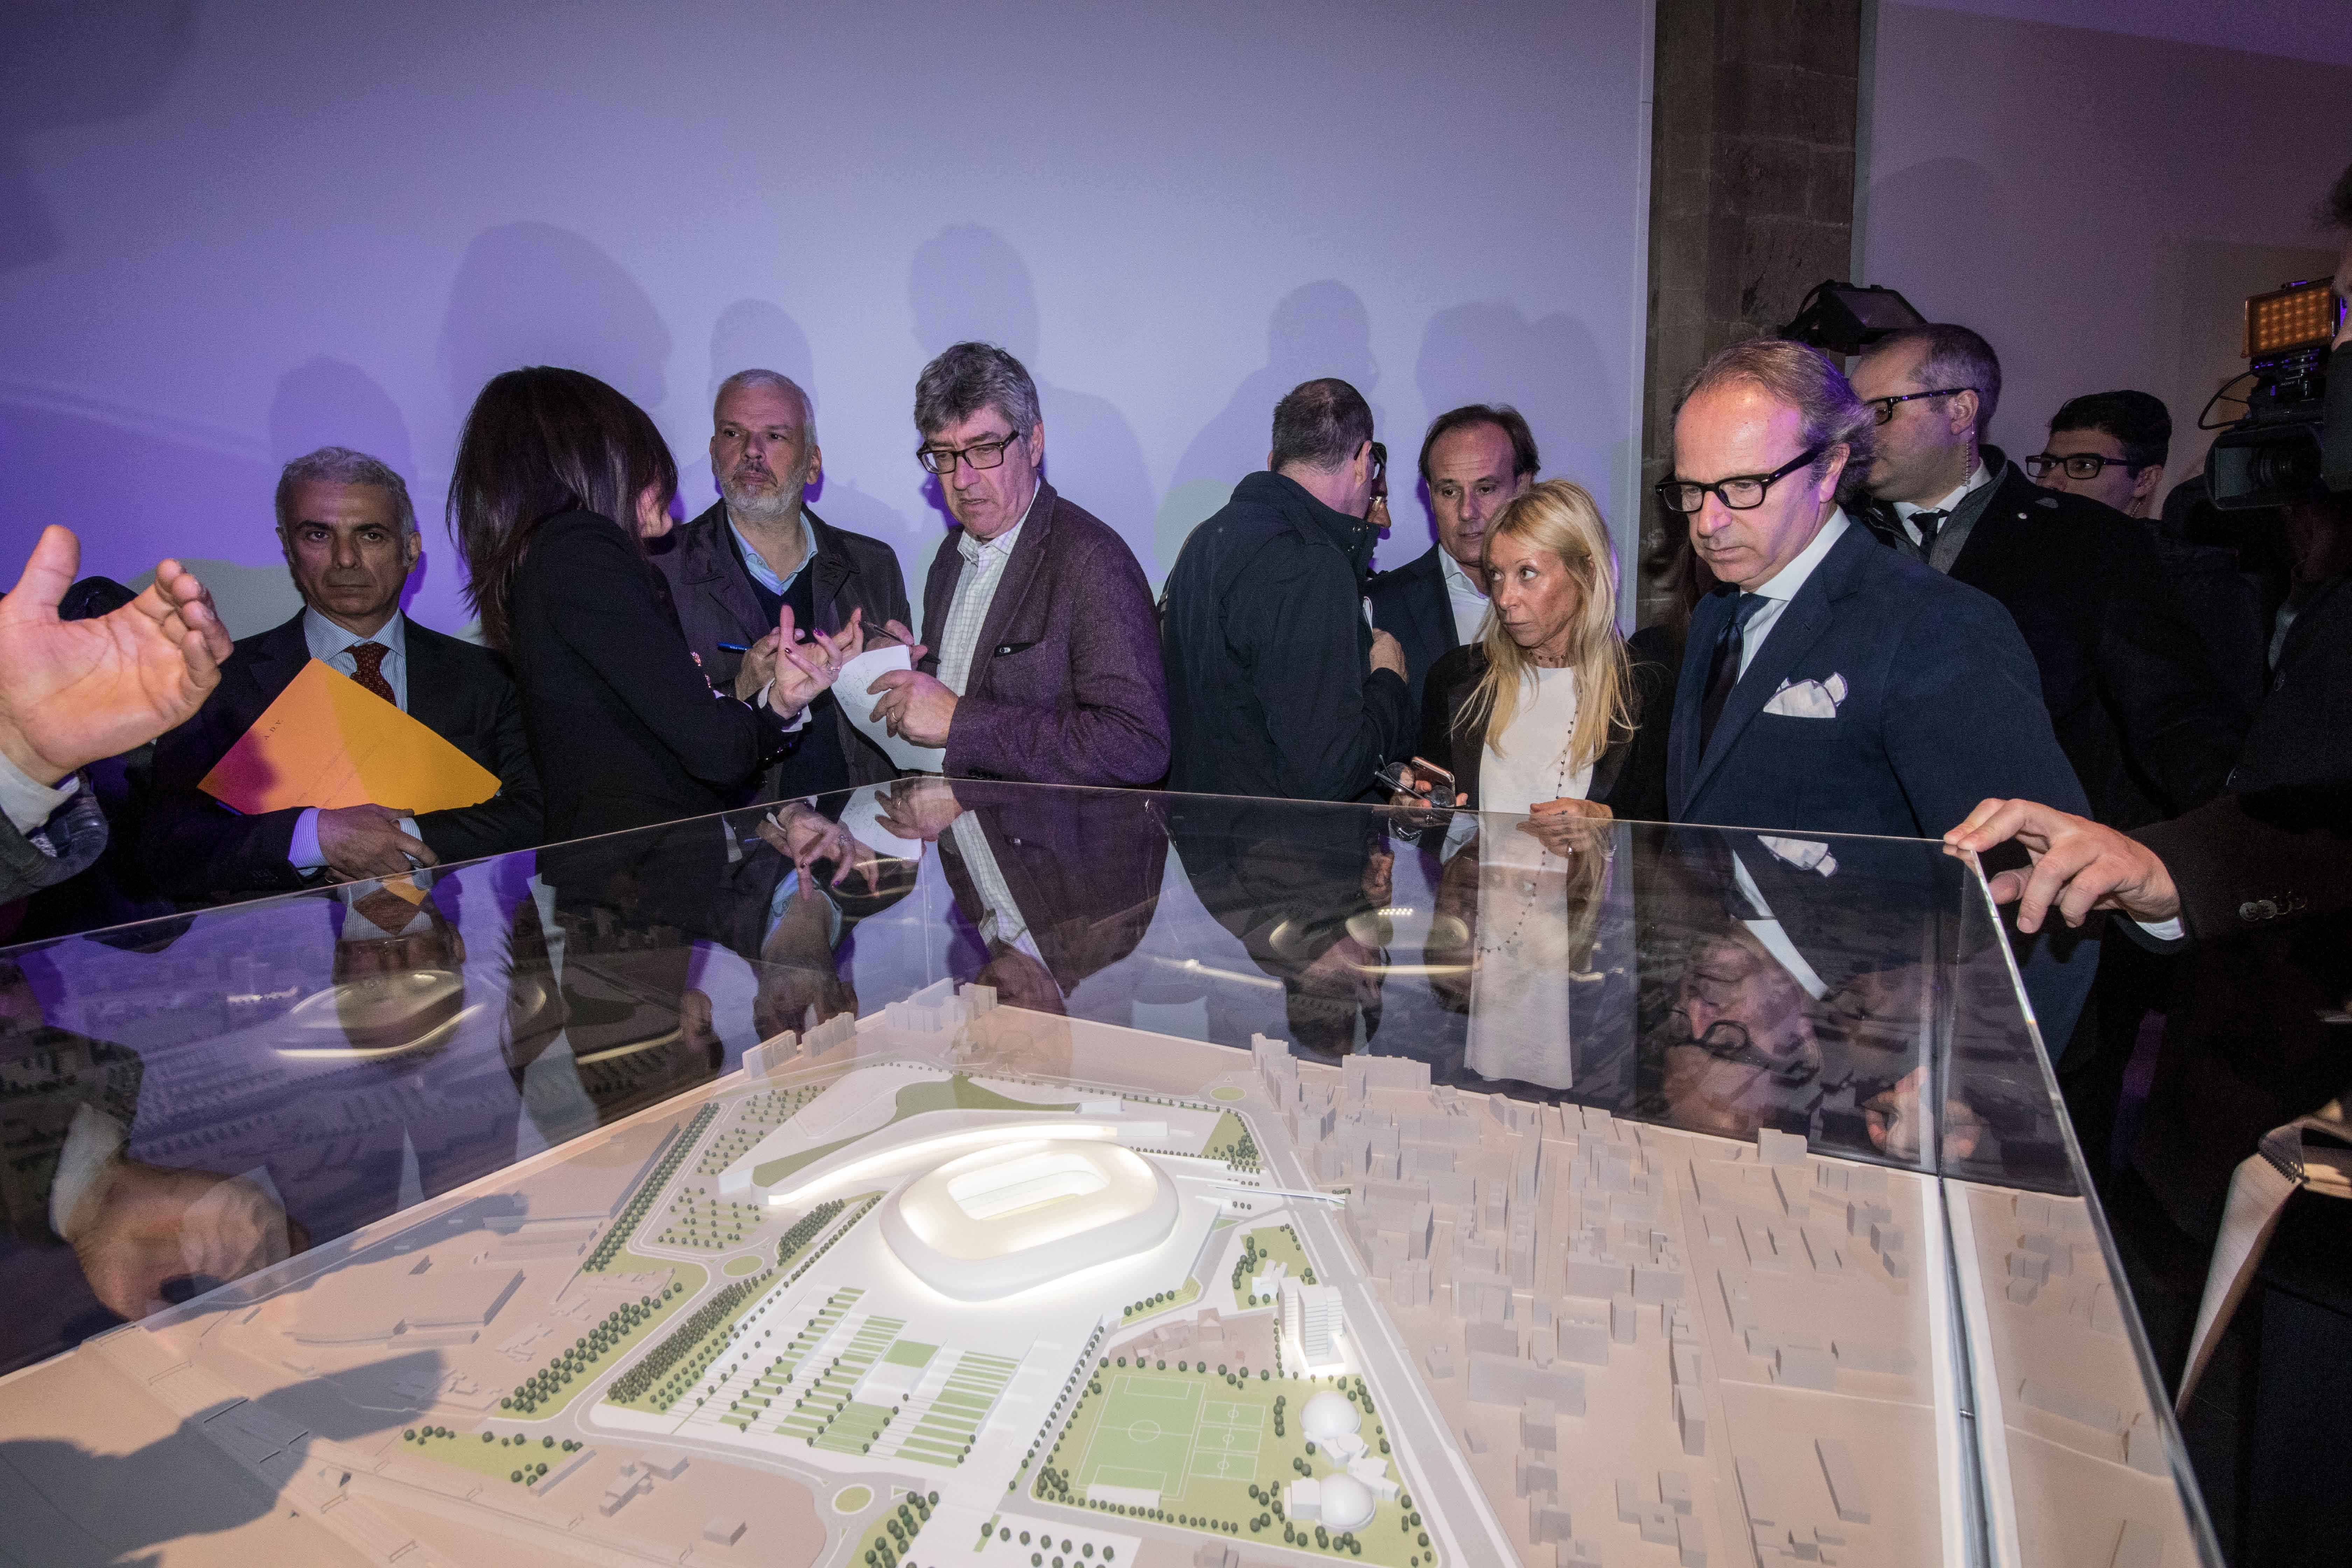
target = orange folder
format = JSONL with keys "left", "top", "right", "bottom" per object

{"left": 198, "top": 658, "right": 500, "bottom": 817}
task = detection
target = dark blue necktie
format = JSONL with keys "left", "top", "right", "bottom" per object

{"left": 1698, "top": 593, "right": 1768, "bottom": 755}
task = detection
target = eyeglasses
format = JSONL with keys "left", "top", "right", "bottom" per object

{"left": 1864, "top": 387, "right": 1974, "bottom": 426}
{"left": 917, "top": 432, "right": 1022, "bottom": 476}
{"left": 2024, "top": 451, "right": 2146, "bottom": 481}
{"left": 1666, "top": 1010, "right": 1820, "bottom": 1087}
{"left": 1654, "top": 443, "right": 1825, "bottom": 514}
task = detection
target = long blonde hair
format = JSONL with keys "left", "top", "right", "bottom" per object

{"left": 1457, "top": 478, "right": 1633, "bottom": 769}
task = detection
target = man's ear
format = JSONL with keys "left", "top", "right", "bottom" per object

{"left": 1949, "top": 390, "right": 1981, "bottom": 442}
{"left": 1024, "top": 421, "right": 1045, "bottom": 467}
{"left": 403, "top": 530, "right": 423, "bottom": 573}
{"left": 2131, "top": 462, "right": 2164, "bottom": 511}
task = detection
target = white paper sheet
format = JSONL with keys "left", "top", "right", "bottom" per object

{"left": 835, "top": 644, "right": 947, "bottom": 773}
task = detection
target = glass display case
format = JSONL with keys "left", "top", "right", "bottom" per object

{"left": 0, "top": 782, "right": 2218, "bottom": 1567}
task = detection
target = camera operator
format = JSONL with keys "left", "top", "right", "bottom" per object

{"left": 1945, "top": 161, "right": 2352, "bottom": 1568}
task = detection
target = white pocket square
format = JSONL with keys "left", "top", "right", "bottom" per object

{"left": 1758, "top": 835, "right": 1839, "bottom": 877}
{"left": 1764, "top": 672, "right": 1847, "bottom": 719}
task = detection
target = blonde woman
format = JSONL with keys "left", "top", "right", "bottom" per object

{"left": 1404, "top": 478, "right": 1671, "bottom": 822}
{"left": 1403, "top": 479, "right": 1668, "bottom": 1090}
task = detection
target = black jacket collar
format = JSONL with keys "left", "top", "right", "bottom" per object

{"left": 1237, "top": 470, "right": 1379, "bottom": 581}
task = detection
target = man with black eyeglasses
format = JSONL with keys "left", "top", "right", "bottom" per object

{"left": 1661, "top": 336, "right": 2095, "bottom": 1046}
{"left": 1851, "top": 327, "right": 2242, "bottom": 829}
{"left": 865, "top": 341, "right": 1167, "bottom": 788}
{"left": 2032, "top": 390, "right": 2171, "bottom": 518}
{"left": 1160, "top": 377, "right": 1412, "bottom": 800}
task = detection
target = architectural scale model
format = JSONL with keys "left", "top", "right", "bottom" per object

{"left": 0, "top": 981, "right": 2197, "bottom": 1568}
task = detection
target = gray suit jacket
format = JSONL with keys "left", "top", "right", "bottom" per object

{"left": 653, "top": 503, "right": 912, "bottom": 794}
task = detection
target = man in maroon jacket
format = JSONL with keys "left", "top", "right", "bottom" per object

{"left": 868, "top": 342, "right": 1168, "bottom": 787}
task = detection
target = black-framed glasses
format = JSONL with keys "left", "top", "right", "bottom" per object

{"left": 1665, "top": 1010, "right": 1821, "bottom": 1087}
{"left": 917, "top": 432, "right": 1021, "bottom": 476}
{"left": 1864, "top": 386, "right": 1974, "bottom": 426}
{"left": 2023, "top": 451, "right": 2146, "bottom": 481}
{"left": 1654, "top": 443, "right": 1825, "bottom": 514}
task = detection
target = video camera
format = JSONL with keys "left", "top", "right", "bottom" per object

{"left": 2204, "top": 279, "right": 2352, "bottom": 510}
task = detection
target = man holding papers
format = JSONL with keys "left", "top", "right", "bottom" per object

{"left": 146, "top": 448, "right": 541, "bottom": 903}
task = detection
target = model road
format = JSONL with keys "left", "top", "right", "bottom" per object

{"left": 1257, "top": 1105, "right": 1519, "bottom": 1568}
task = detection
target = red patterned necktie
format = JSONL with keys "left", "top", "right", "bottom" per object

{"left": 349, "top": 641, "right": 396, "bottom": 705}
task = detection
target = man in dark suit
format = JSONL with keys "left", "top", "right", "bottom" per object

{"left": 1661, "top": 338, "right": 2093, "bottom": 1042}
{"left": 1366, "top": 404, "right": 1540, "bottom": 739}
{"left": 146, "top": 448, "right": 540, "bottom": 903}
{"left": 654, "top": 370, "right": 911, "bottom": 800}
{"left": 867, "top": 343, "right": 1168, "bottom": 787}
{"left": 1851, "top": 326, "right": 2244, "bottom": 828}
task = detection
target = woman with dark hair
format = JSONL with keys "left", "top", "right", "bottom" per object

{"left": 449, "top": 366, "right": 861, "bottom": 842}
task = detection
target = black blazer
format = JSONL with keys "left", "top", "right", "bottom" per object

{"left": 145, "top": 611, "right": 542, "bottom": 902}
{"left": 508, "top": 510, "right": 791, "bottom": 843}
{"left": 1869, "top": 459, "right": 2247, "bottom": 828}
{"left": 1413, "top": 643, "right": 1673, "bottom": 821}
{"left": 1366, "top": 544, "right": 1464, "bottom": 745}
{"left": 651, "top": 503, "right": 913, "bottom": 792}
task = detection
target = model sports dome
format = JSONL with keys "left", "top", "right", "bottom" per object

{"left": 1302, "top": 1389, "right": 1362, "bottom": 1441}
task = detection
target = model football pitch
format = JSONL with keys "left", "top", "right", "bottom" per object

{"left": 1038, "top": 1364, "right": 1433, "bottom": 1568}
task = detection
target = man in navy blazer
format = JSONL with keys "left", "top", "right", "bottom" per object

{"left": 1660, "top": 339, "right": 2093, "bottom": 1043}
{"left": 146, "top": 449, "right": 541, "bottom": 904}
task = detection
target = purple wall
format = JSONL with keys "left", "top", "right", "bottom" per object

{"left": 1863, "top": 4, "right": 2352, "bottom": 510}
{"left": 0, "top": 1, "right": 1652, "bottom": 639}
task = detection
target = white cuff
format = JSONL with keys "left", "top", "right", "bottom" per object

{"left": 289, "top": 806, "right": 326, "bottom": 869}
{"left": 50, "top": 1102, "right": 128, "bottom": 1241}
{"left": 763, "top": 682, "right": 812, "bottom": 733}
{"left": 2129, "top": 915, "right": 2187, "bottom": 944}
{"left": 0, "top": 752, "right": 78, "bottom": 838}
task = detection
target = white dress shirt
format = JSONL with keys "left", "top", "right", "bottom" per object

{"left": 1733, "top": 508, "right": 1851, "bottom": 677}
{"left": 730, "top": 513, "right": 815, "bottom": 598}
{"left": 0, "top": 753, "right": 76, "bottom": 837}
{"left": 1892, "top": 460, "right": 1991, "bottom": 548}
{"left": 1438, "top": 549, "right": 1490, "bottom": 648}
{"left": 289, "top": 608, "right": 420, "bottom": 870}
{"left": 937, "top": 492, "right": 1038, "bottom": 697}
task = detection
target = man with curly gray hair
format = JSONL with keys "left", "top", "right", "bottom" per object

{"left": 865, "top": 342, "right": 1167, "bottom": 786}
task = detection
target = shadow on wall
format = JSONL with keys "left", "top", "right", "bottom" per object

{"left": 1406, "top": 301, "right": 1617, "bottom": 565}
{"left": 696, "top": 298, "right": 923, "bottom": 562}
{"left": 908, "top": 224, "right": 1155, "bottom": 570}
{"left": 438, "top": 222, "right": 671, "bottom": 421}
{"left": 1159, "top": 281, "right": 1379, "bottom": 579}
{"left": 264, "top": 356, "right": 438, "bottom": 625}
{"left": 0, "top": 0, "right": 197, "bottom": 273}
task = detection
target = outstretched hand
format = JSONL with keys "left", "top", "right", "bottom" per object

{"left": 767, "top": 605, "right": 866, "bottom": 716}
{"left": 0, "top": 526, "right": 231, "bottom": 786}
{"left": 1944, "top": 797, "right": 2179, "bottom": 934}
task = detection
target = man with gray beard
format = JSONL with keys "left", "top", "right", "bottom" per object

{"left": 655, "top": 369, "right": 912, "bottom": 799}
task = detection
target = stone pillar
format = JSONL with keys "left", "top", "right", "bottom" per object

{"left": 1638, "top": 0, "right": 1866, "bottom": 626}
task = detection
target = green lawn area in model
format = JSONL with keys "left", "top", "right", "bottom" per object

{"left": 1037, "top": 1364, "right": 1428, "bottom": 1568}
{"left": 724, "top": 1254, "right": 764, "bottom": 1277}
{"left": 396, "top": 1423, "right": 586, "bottom": 1488}
{"left": 502, "top": 1260, "right": 705, "bottom": 1419}
{"left": 751, "top": 1072, "right": 1077, "bottom": 1187}
{"left": 1200, "top": 1111, "right": 1256, "bottom": 1163}
{"left": 1231, "top": 1225, "right": 1314, "bottom": 1309}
